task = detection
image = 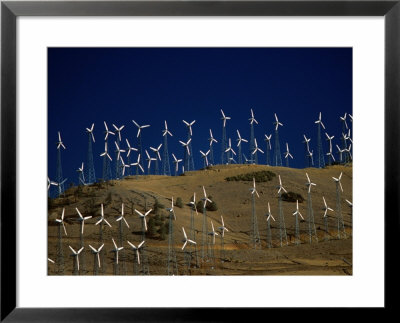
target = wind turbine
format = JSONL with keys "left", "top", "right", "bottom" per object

{"left": 55, "top": 208, "right": 67, "bottom": 274}
{"left": 95, "top": 203, "right": 112, "bottom": 243}
{"left": 200, "top": 149, "right": 210, "bottom": 168}
{"left": 135, "top": 208, "right": 152, "bottom": 240}
{"left": 52, "top": 178, "right": 68, "bottom": 197}
{"left": 201, "top": 186, "right": 212, "bottom": 262}
{"left": 218, "top": 215, "right": 229, "bottom": 261}
{"left": 100, "top": 141, "right": 112, "bottom": 181}
{"left": 265, "top": 202, "right": 275, "bottom": 248}
{"left": 171, "top": 153, "right": 182, "bottom": 176}
{"left": 166, "top": 197, "right": 178, "bottom": 275}
{"left": 114, "top": 141, "right": 126, "bottom": 179}
{"left": 69, "top": 246, "right": 84, "bottom": 275}
{"left": 225, "top": 138, "right": 236, "bottom": 164}
{"left": 284, "top": 143, "right": 293, "bottom": 167}
{"left": 162, "top": 120, "right": 173, "bottom": 175}
{"left": 249, "top": 178, "right": 261, "bottom": 249}
{"left": 131, "top": 153, "right": 144, "bottom": 178}
{"left": 208, "top": 129, "right": 218, "bottom": 165}
{"left": 150, "top": 143, "right": 163, "bottom": 175}
{"left": 75, "top": 207, "right": 91, "bottom": 273}
{"left": 182, "top": 227, "right": 197, "bottom": 250}
{"left": 179, "top": 138, "right": 192, "bottom": 172}
{"left": 112, "top": 123, "right": 125, "bottom": 142}
{"left": 111, "top": 238, "right": 124, "bottom": 275}
{"left": 89, "top": 243, "right": 104, "bottom": 275}
{"left": 85, "top": 123, "right": 96, "bottom": 184}
{"left": 76, "top": 162, "right": 85, "bottom": 185}
{"left": 264, "top": 134, "right": 272, "bottom": 166}
{"left": 305, "top": 173, "right": 318, "bottom": 243}
{"left": 332, "top": 172, "right": 346, "bottom": 239}
{"left": 125, "top": 138, "right": 138, "bottom": 176}
{"left": 119, "top": 156, "right": 130, "bottom": 177}
{"left": 55, "top": 131, "right": 66, "bottom": 197}
{"left": 307, "top": 149, "right": 314, "bottom": 166}
{"left": 145, "top": 149, "right": 156, "bottom": 175}
{"left": 303, "top": 134, "right": 312, "bottom": 167}
{"left": 208, "top": 221, "right": 219, "bottom": 267}
{"left": 236, "top": 130, "right": 248, "bottom": 164}
{"left": 116, "top": 203, "right": 129, "bottom": 244}
{"left": 183, "top": 120, "right": 196, "bottom": 170}
{"left": 127, "top": 240, "right": 145, "bottom": 275}
{"left": 273, "top": 113, "right": 283, "bottom": 166}
{"left": 248, "top": 108, "right": 259, "bottom": 164}
{"left": 322, "top": 196, "right": 334, "bottom": 240}
{"left": 103, "top": 121, "right": 115, "bottom": 141}
{"left": 277, "top": 175, "right": 288, "bottom": 246}
{"left": 220, "top": 109, "right": 231, "bottom": 164}
{"left": 292, "top": 200, "right": 304, "bottom": 245}
{"left": 132, "top": 119, "right": 150, "bottom": 170}
{"left": 251, "top": 138, "right": 264, "bottom": 159}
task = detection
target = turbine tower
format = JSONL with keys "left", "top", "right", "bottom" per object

{"left": 201, "top": 186, "right": 212, "bottom": 262}
{"left": 101, "top": 122, "right": 114, "bottom": 181}
{"left": 208, "top": 221, "right": 219, "bottom": 268}
{"left": 166, "top": 198, "right": 178, "bottom": 275}
{"left": 248, "top": 109, "right": 259, "bottom": 164}
{"left": 189, "top": 193, "right": 199, "bottom": 267}
{"left": 113, "top": 123, "right": 125, "bottom": 179}
{"left": 76, "top": 207, "right": 92, "bottom": 274}
{"left": 264, "top": 134, "right": 272, "bottom": 166}
{"left": 284, "top": 143, "right": 293, "bottom": 167}
{"left": 273, "top": 113, "right": 283, "bottom": 166}
{"left": 85, "top": 123, "right": 96, "bottom": 184}
{"left": 218, "top": 215, "right": 229, "bottom": 261}
{"left": 55, "top": 131, "right": 66, "bottom": 197}
{"left": 208, "top": 129, "right": 218, "bottom": 166}
{"left": 89, "top": 243, "right": 104, "bottom": 275}
{"left": 183, "top": 120, "right": 196, "bottom": 170}
{"left": 162, "top": 120, "right": 173, "bottom": 175}
{"left": 116, "top": 203, "right": 129, "bottom": 274}
{"left": 132, "top": 119, "right": 150, "bottom": 170}
{"left": 249, "top": 178, "right": 261, "bottom": 249}
{"left": 265, "top": 202, "right": 275, "bottom": 248}
{"left": 111, "top": 238, "right": 124, "bottom": 275}
{"left": 292, "top": 200, "right": 304, "bottom": 245}
{"left": 69, "top": 246, "right": 84, "bottom": 275}
{"left": 322, "top": 196, "right": 334, "bottom": 241}
{"left": 150, "top": 143, "right": 162, "bottom": 175}
{"left": 332, "top": 172, "right": 346, "bottom": 239}
{"left": 55, "top": 208, "right": 67, "bottom": 274}
{"left": 305, "top": 173, "right": 318, "bottom": 243}
{"left": 277, "top": 175, "right": 288, "bottom": 247}
{"left": 220, "top": 109, "right": 231, "bottom": 164}
{"left": 95, "top": 204, "right": 112, "bottom": 275}
{"left": 179, "top": 138, "right": 192, "bottom": 172}
{"left": 236, "top": 130, "right": 248, "bottom": 164}
{"left": 181, "top": 226, "right": 197, "bottom": 273}
{"left": 315, "top": 112, "right": 326, "bottom": 168}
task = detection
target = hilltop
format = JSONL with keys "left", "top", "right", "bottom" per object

{"left": 48, "top": 164, "right": 353, "bottom": 275}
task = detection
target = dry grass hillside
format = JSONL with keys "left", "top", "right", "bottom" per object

{"left": 48, "top": 164, "right": 353, "bottom": 276}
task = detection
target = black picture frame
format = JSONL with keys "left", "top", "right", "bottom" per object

{"left": 1, "top": 1, "right": 397, "bottom": 321}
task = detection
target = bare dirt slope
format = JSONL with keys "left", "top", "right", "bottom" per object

{"left": 48, "top": 164, "right": 352, "bottom": 275}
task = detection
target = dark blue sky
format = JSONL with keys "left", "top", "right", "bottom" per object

{"left": 48, "top": 48, "right": 352, "bottom": 185}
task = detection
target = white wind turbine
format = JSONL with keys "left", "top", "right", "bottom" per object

{"left": 236, "top": 130, "right": 248, "bottom": 164}
{"left": 56, "top": 131, "right": 66, "bottom": 150}
{"left": 166, "top": 197, "right": 176, "bottom": 220}
{"left": 249, "top": 177, "right": 261, "bottom": 249}
{"left": 265, "top": 202, "right": 275, "bottom": 248}
{"left": 292, "top": 200, "right": 304, "bottom": 245}
{"left": 208, "top": 129, "right": 218, "bottom": 146}
{"left": 95, "top": 203, "right": 112, "bottom": 232}
{"left": 284, "top": 142, "right": 293, "bottom": 167}
{"left": 277, "top": 175, "right": 288, "bottom": 247}
{"left": 274, "top": 113, "right": 283, "bottom": 131}
{"left": 208, "top": 221, "right": 219, "bottom": 245}
{"left": 181, "top": 227, "right": 197, "bottom": 250}
{"left": 112, "top": 123, "right": 125, "bottom": 142}
{"left": 252, "top": 138, "right": 264, "bottom": 156}
{"left": 315, "top": 112, "right": 326, "bottom": 129}
{"left": 69, "top": 246, "right": 84, "bottom": 273}
{"left": 100, "top": 142, "right": 112, "bottom": 161}
{"left": 322, "top": 196, "right": 334, "bottom": 240}
{"left": 183, "top": 120, "right": 196, "bottom": 136}
{"left": 249, "top": 108, "right": 258, "bottom": 125}
{"left": 305, "top": 172, "right": 318, "bottom": 243}
{"left": 114, "top": 141, "right": 126, "bottom": 161}
{"left": 207, "top": 129, "right": 218, "bottom": 166}
{"left": 340, "top": 112, "right": 348, "bottom": 130}
{"left": 76, "top": 207, "right": 92, "bottom": 235}
{"left": 132, "top": 120, "right": 150, "bottom": 138}
{"left": 220, "top": 109, "right": 231, "bottom": 128}
{"left": 150, "top": 143, "right": 163, "bottom": 161}
{"left": 135, "top": 208, "right": 153, "bottom": 233}
{"left": 116, "top": 203, "right": 129, "bottom": 245}
{"left": 52, "top": 178, "right": 68, "bottom": 197}
{"left": 303, "top": 134, "right": 311, "bottom": 151}
{"left": 307, "top": 149, "right": 314, "bottom": 166}
{"left": 86, "top": 123, "right": 95, "bottom": 142}
{"left": 218, "top": 215, "right": 229, "bottom": 238}
{"left": 264, "top": 134, "right": 272, "bottom": 165}
{"left": 145, "top": 149, "right": 157, "bottom": 174}
{"left": 179, "top": 138, "right": 192, "bottom": 155}
{"left": 119, "top": 156, "right": 130, "bottom": 176}
{"left": 336, "top": 144, "right": 344, "bottom": 163}
{"left": 171, "top": 153, "right": 182, "bottom": 176}
{"left": 103, "top": 121, "right": 115, "bottom": 141}
{"left": 332, "top": 172, "right": 346, "bottom": 239}
{"left": 89, "top": 243, "right": 104, "bottom": 271}
{"left": 201, "top": 186, "right": 212, "bottom": 261}
{"left": 325, "top": 133, "right": 334, "bottom": 151}
{"left": 127, "top": 240, "right": 145, "bottom": 266}
{"left": 305, "top": 172, "right": 317, "bottom": 193}
{"left": 76, "top": 162, "right": 85, "bottom": 185}
{"left": 163, "top": 120, "right": 173, "bottom": 137}
{"left": 225, "top": 138, "right": 236, "bottom": 164}
{"left": 55, "top": 207, "right": 68, "bottom": 236}
{"left": 111, "top": 238, "right": 124, "bottom": 266}
{"left": 131, "top": 153, "right": 144, "bottom": 175}
{"left": 200, "top": 149, "right": 210, "bottom": 167}
{"left": 126, "top": 138, "right": 138, "bottom": 157}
